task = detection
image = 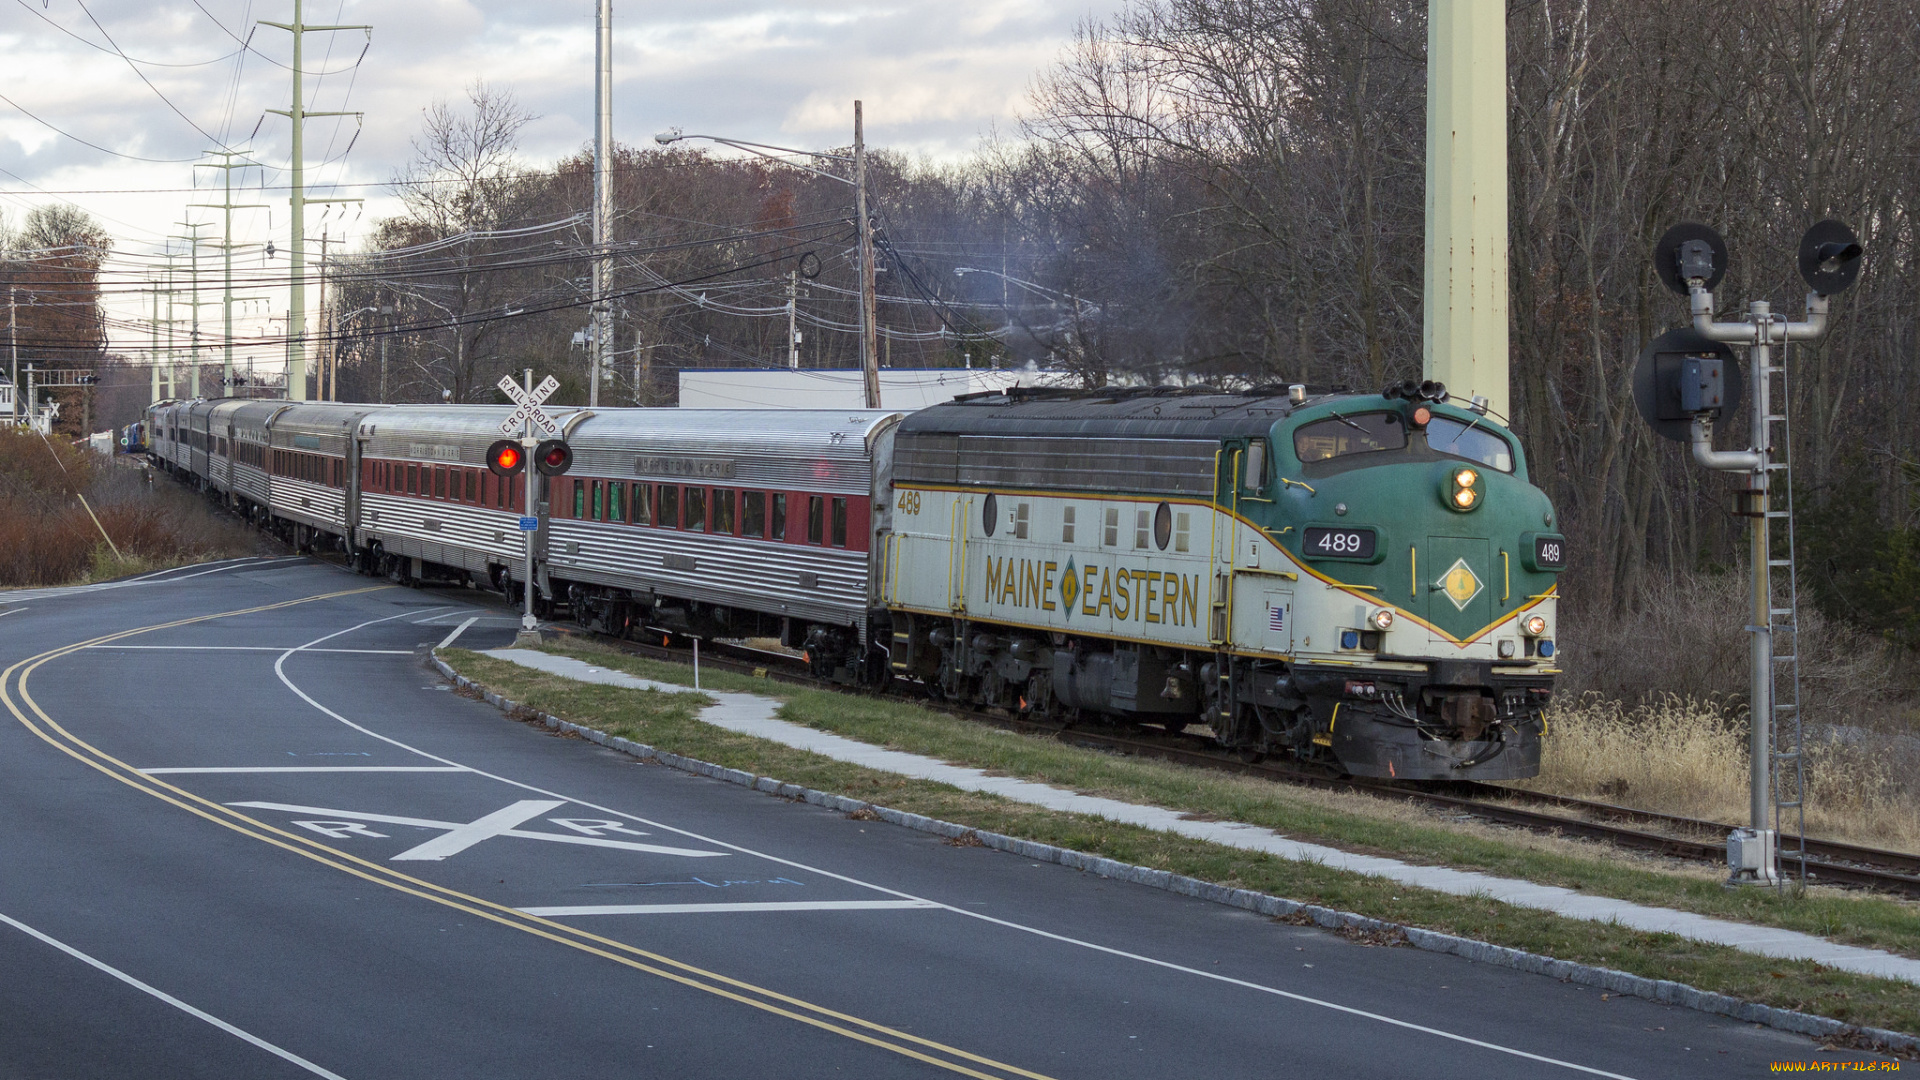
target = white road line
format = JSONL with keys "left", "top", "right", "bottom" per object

{"left": 142, "top": 766, "right": 468, "bottom": 775}
{"left": 0, "top": 907, "right": 349, "bottom": 1080}
{"left": 435, "top": 617, "right": 479, "bottom": 650}
{"left": 263, "top": 608, "right": 1637, "bottom": 1078}
{"left": 89, "top": 646, "right": 413, "bottom": 654}
{"left": 0, "top": 607, "right": 25, "bottom": 618}
{"left": 388, "top": 799, "right": 562, "bottom": 861}
{"left": 519, "top": 900, "right": 943, "bottom": 916}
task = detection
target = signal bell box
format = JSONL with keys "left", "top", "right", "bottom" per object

{"left": 1679, "top": 356, "right": 1726, "bottom": 414}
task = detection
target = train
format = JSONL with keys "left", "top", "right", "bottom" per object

{"left": 145, "top": 382, "right": 1563, "bottom": 781}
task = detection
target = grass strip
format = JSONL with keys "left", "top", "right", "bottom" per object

{"left": 443, "top": 643, "right": 1920, "bottom": 1036}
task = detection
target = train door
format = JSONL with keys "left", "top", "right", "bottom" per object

{"left": 1424, "top": 535, "right": 1491, "bottom": 649}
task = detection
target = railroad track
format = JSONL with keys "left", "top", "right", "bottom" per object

{"left": 476, "top": 598, "right": 1920, "bottom": 899}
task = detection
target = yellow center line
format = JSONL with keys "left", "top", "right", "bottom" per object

{"left": 0, "top": 588, "right": 1054, "bottom": 1080}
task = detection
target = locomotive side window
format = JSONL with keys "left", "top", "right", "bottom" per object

{"left": 684, "top": 487, "right": 707, "bottom": 531}
{"left": 1102, "top": 507, "right": 1120, "bottom": 547}
{"left": 1134, "top": 509, "right": 1150, "bottom": 549}
{"left": 657, "top": 485, "right": 678, "bottom": 528}
{"left": 1242, "top": 440, "right": 1267, "bottom": 490}
{"left": 772, "top": 493, "right": 787, "bottom": 540}
{"left": 981, "top": 493, "right": 997, "bottom": 536}
{"left": 1013, "top": 502, "right": 1029, "bottom": 539}
{"left": 1174, "top": 510, "right": 1191, "bottom": 552}
{"left": 831, "top": 497, "right": 848, "bottom": 547}
{"left": 713, "top": 489, "right": 736, "bottom": 534}
{"left": 1061, "top": 505, "right": 1076, "bottom": 543}
{"left": 1426, "top": 417, "right": 1515, "bottom": 472}
{"left": 1293, "top": 413, "right": 1407, "bottom": 462}
{"left": 742, "top": 491, "right": 765, "bottom": 537}
{"left": 1154, "top": 502, "right": 1172, "bottom": 550}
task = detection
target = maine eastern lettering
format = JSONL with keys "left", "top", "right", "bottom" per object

{"left": 982, "top": 555, "right": 1201, "bottom": 628}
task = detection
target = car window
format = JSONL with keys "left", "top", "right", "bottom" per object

{"left": 1426, "top": 417, "right": 1515, "bottom": 472}
{"left": 1292, "top": 413, "right": 1407, "bottom": 463}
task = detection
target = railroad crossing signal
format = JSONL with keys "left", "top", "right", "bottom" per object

{"left": 534, "top": 439, "right": 573, "bottom": 476}
{"left": 485, "top": 439, "right": 525, "bottom": 476}
{"left": 498, "top": 373, "right": 561, "bottom": 437}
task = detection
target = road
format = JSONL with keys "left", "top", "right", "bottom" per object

{"left": 0, "top": 557, "right": 1876, "bottom": 1078}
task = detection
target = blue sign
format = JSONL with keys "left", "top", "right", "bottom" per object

{"left": 517, "top": 516, "right": 540, "bottom": 532}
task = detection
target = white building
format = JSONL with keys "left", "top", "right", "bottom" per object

{"left": 676, "top": 368, "right": 1078, "bottom": 410}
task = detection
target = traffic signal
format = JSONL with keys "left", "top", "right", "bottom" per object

{"left": 534, "top": 439, "right": 573, "bottom": 476}
{"left": 485, "top": 439, "right": 525, "bottom": 477}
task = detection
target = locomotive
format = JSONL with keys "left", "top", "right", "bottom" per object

{"left": 146, "top": 382, "right": 1561, "bottom": 781}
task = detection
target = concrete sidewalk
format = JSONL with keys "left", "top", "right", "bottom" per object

{"left": 481, "top": 647, "right": 1920, "bottom": 987}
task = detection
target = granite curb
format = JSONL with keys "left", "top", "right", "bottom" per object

{"left": 431, "top": 654, "right": 1918, "bottom": 1056}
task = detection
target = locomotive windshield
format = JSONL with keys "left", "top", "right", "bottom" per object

{"left": 1292, "top": 412, "right": 1406, "bottom": 462}
{"left": 1427, "top": 417, "right": 1514, "bottom": 472}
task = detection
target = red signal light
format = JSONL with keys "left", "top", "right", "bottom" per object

{"left": 534, "top": 439, "right": 573, "bottom": 476}
{"left": 485, "top": 439, "right": 526, "bottom": 477}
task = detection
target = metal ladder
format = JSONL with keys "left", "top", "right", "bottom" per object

{"left": 1764, "top": 334, "right": 1808, "bottom": 888}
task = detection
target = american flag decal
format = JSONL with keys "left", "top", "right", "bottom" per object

{"left": 1268, "top": 604, "right": 1285, "bottom": 632}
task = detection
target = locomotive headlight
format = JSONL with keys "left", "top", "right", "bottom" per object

{"left": 1370, "top": 609, "right": 1394, "bottom": 631}
{"left": 1443, "top": 465, "right": 1482, "bottom": 511}
{"left": 1524, "top": 615, "right": 1547, "bottom": 637}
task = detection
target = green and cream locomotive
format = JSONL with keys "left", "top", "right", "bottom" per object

{"left": 881, "top": 384, "right": 1562, "bottom": 780}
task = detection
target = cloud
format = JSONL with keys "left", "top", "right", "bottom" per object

{"left": 0, "top": 0, "right": 1115, "bottom": 370}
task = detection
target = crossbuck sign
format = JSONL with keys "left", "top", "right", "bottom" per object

{"left": 499, "top": 374, "right": 562, "bottom": 437}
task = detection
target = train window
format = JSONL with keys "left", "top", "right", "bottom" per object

{"left": 465, "top": 470, "right": 477, "bottom": 503}
{"left": 742, "top": 491, "right": 765, "bottom": 538}
{"left": 1103, "top": 507, "right": 1120, "bottom": 547}
{"left": 573, "top": 480, "right": 586, "bottom": 519}
{"left": 772, "top": 494, "right": 787, "bottom": 539}
{"left": 1134, "top": 509, "right": 1151, "bottom": 549}
{"left": 608, "top": 481, "right": 624, "bottom": 523}
{"left": 807, "top": 496, "right": 824, "bottom": 544}
{"left": 1013, "top": 502, "right": 1029, "bottom": 539}
{"left": 591, "top": 481, "right": 603, "bottom": 521}
{"left": 437, "top": 467, "right": 450, "bottom": 500}
{"left": 684, "top": 487, "right": 706, "bottom": 531}
{"left": 1154, "top": 502, "right": 1173, "bottom": 550}
{"left": 1425, "top": 417, "right": 1515, "bottom": 472}
{"left": 633, "top": 483, "right": 652, "bottom": 525}
{"left": 1242, "top": 440, "right": 1267, "bottom": 490}
{"left": 982, "top": 493, "right": 997, "bottom": 537}
{"left": 713, "top": 489, "right": 735, "bottom": 534}
{"left": 1293, "top": 412, "right": 1406, "bottom": 463}
{"left": 657, "top": 486, "right": 678, "bottom": 528}
{"left": 1174, "top": 511, "right": 1191, "bottom": 553}
{"left": 1061, "top": 505, "right": 1076, "bottom": 543}
{"left": 408, "top": 464, "right": 419, "bottom": 495}
{"left": 831, "top": 498, "right": 848, "bottom": 547}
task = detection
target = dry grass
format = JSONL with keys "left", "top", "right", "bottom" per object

{"left": 0, "top": 430, "right": 260, "bottom": 588}
{"left": 1512, "top": 693, "right": 1920, "bottom": 853}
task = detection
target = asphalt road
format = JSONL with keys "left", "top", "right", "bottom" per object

{"left": 0, "top": 557, "right": 1884, "bottom": 1078}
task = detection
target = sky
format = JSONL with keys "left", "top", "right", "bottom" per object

{"left": 0, "top": 0, "right": 1110, "bottom": 388}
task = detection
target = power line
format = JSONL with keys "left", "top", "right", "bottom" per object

{"left": 74, "top": 0, "right": 239, "bottom": 154}
{"left": 0, "top": 91, "right": 200, "bottom": 164}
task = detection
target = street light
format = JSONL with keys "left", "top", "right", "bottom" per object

{"left": 655, "top": 102, "right": 883, "bottom": 409}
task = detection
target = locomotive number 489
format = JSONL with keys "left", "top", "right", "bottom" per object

{"left": 1303, "top": 526, "right": 1376, "bottom": 560}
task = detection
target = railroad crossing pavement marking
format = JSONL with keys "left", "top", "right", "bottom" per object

{"left": 520, "top": 900, "right": 944, "bottom": 916}
{"left": 435, "top": 616, "right": 480, "bottom": 650}
{"left": 227, "top": 799, "right": 730, "bottom": 861}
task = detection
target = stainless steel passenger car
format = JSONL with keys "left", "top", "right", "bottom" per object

{"left": 543, "top": 409, "right": 902, "bottom": 677}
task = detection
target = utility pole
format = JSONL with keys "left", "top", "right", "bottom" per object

{"left": 172, "top": 222, "right": 213, "bottom": 398}
{"left": 787, "top": 269, "right": 799, "bottom": 369}
{"left": 589, "top": 0, "right": 613, "bottom": 407}
{"left": 190, "top": 150, "right": 268, "bottom": 394}
{"left": 1421, "top": 0, "right": 1508, "bottom": 418}
{"left": 8, "top": 285, "right": 16, "bottom": 424}
{"left": 854, "top": 100, "right": 880, "bottom": 409}
{"left": 378, "top": 300, "right": 393, "bottom": 403}
{"left": 314, "top": 228, "right": 334, "bottom": 400}
{"left": 261, "top": 1, "right": 368, "bottom": 401}
{"left": 148, "top": 282, "right": 159, "bottom": 404}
